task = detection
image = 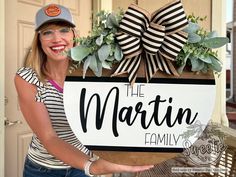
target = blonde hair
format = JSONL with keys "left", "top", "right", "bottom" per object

{"left": 23, "top": 22, "right": 77, "bottom": 82}
{"left": 24, "top": 32, "right": 47, "bottom": 82}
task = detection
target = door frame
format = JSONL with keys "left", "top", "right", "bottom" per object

{"left": 0, "top": 0, "right": 5, "bottom": 176}
{"left": 211, "top": 0, "right": 228, "bottom": 125}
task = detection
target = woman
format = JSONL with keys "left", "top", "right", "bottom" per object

{"left": 14, "top": 4, "right": 153, "bottom": 177}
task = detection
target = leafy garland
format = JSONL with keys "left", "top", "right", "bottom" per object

{"left": 176, "top": 14, "right": 229, "bottom": 75}
{"left": 68, "top": 10, "right": 229, "bottom": 77}
{"left": 68, "top": 10, "right": 124, "bottom": 77}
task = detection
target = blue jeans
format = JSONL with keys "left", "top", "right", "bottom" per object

{"left": 23, "top": 156, "right": 88, "bottom": 177}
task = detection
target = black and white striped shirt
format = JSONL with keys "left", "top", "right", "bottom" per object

{"left": 17, "top": 67, "right": 91, "bottom": 168}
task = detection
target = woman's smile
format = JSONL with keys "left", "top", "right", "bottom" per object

{"left": 50, "top": 44, "right": 66, "bottom": 54}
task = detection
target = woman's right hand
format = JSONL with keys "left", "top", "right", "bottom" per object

{"left": 90, "top": 158, "right": 154, "bottom": 175}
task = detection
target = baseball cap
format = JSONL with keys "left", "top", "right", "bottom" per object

{"left": 35, "top": 4, "right": 76, "bottom": 31}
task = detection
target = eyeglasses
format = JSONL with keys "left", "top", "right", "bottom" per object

{"left": 38, "top": 27, "right": 73, "bottom": 40}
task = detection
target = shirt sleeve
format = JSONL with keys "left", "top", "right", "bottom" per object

{"left": 16, "top": 67, "right": 46, "bottom": 103}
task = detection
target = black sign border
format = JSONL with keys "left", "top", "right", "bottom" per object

{"left": 65, "top": 76, "right": 215, "bottom": 85}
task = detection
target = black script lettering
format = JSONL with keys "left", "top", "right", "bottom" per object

{"left": 176, "top": 108, "right": 198, "bottom": 124}
{"left": 79, "top": 87, "right": 120, "bottom": 137}
{"left": 163, "top": 97, "right": 174, "bottom": 127}
{"left": 119, "top": 102, "right": 146, "bottom": 126}
{"left": 146, "top": 95, "right": 166, "bottom": 128}
{"left": 119, "top": 107, "right": 133, "bottom": 123}
{"left": 148, "top": 96, "right": 198, "bottom": 128}
{"left": 80, "top": 89, "right": 199, "bottom": 138}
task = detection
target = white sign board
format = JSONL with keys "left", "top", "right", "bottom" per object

{"left": 64, "top": 77, "right": 215, "bottom": 152}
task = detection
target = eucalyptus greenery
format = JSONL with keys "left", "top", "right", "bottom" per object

{"left": 68, "top": 11, "right": 229, "bottom": 78}
{"left": 68, "top": 10, "right": 124, "bottom": 77}
{"left": 176, "top": 14, "right": 229, "bottom": 74}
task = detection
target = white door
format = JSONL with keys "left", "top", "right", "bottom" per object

{"left": 4, "top": 1, "right": 92, "bottom": 177}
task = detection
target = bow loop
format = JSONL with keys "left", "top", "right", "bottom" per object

{"left": 116, "top": 32, "right": 142, "bottom": 58}
{"left": 112, "top": 0, "right": 188, "bottom": 85}
{"left": 151, "top": 0, "right": 188, "bottom": 34}
{"left": 159, "top": 31, "right": 188, "bottom": 61}
{"left": 119, "top": 4, "right": 151, "bottom": 37}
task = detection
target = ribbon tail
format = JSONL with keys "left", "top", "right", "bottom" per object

{"left": 145, "top": 52, "right": 179, "bottom": 82}
{"left": 111, "top": 55, "right": 142, "bottom": 85}
{"left": 145, "top": 53, "right": 158, "bottom": 83}
{"left": 156, "top": 52, "right": 179, "bottom": 76}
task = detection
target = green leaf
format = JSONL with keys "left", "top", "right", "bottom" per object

{"left": 203, "top": 37, "right": 229, "bottom": 48}
{"left": 199, "top": 54, "right": 212, "bottom": 64}
{"left": 83, "top": 55, "right": 92, "bottom": 78}
{"left": 177, "top": 52, "right": 191, "bottom": 74}
{"left": 83, "top": 54, "right": 103, "bottom": 77}
{"left": 89, "top": 56, "right": 103, "bottom": 77}
{"left": 68, "top": 45, "right": 90, "bottom": 62}
{"left": 106, "top": 56, "right": 115, "bottom": 61}
{"left": 107, "top": 13, "right": 119, "bottom": 28}
{"left": 98, "top": 44, "right": 111, "bottom": 62}
{"left": 206, "top": 31, "right": 218, "bottom": 39}
{"left": 96, "top": 35, "right": 104, "bottom": 46}
{"left": 201, "top": 65, "right": 208, "bottom": 73}
{"left": 88, "top": 55, "right": 97, "bottom": 72}
{"left": 102, "top": 61, "right": 112, "bottom": 69}
{"left": 183, "top": 21, "right": 200, "bottom": 33}
{"left": 188, "top": 33, "right": 201, "bottom": 43}
{"left": 182, "top": 45, "right": 190, "bottom": 53}
{"left": 114, "top": 44, "right": 123, "bottom": 61}
{"left": 190, "top": 57, "right": 205, "bottom": 71}
{"left": 209, "top": 55, "right": 222, "bottom": 72}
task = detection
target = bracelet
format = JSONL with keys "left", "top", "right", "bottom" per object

{"left": 84, "top": 156, "right": 99, "bottom": 177}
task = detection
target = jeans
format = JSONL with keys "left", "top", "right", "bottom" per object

{"left": 23, "top": 156, "right": 88, "bottom": 177}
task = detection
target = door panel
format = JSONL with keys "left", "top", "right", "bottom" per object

{"left": 110, "top": 0, "right": 211, "bottom": 30}
{"left": 5, "top": 1, "right": 92, "bottom": 177}
{"left": 138, "top": 0, "right": 212, "bottom": 30}
{"left": 112, "top": 0, "right": 136, "bottom": 12}
{"left": 18, "top": 22, "right": 35, "bottom": 67}
{"left": 17, "top": 132, "right": 32, "bottom": 175}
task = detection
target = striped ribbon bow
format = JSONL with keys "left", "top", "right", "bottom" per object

{"left": 111, "top": 0, "right": 188, "bottom": 85}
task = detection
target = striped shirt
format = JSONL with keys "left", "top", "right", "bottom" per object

{"left": 17, "top": 67, "right": 91, "bottom": 169}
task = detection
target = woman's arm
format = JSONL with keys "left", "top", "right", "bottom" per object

{"left": 14, "top": 75, "right": 153, "bottom": 175}
{"left": 15, "top": 75, "right": 90, "bottom": 167}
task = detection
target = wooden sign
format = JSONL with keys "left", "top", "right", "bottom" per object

{"left": 64, "top": 69, "right": 216, "bottom": 165}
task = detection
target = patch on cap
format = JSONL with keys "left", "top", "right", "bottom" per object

{"left": 44, "top": 4, "right": 61, "bottom": 17}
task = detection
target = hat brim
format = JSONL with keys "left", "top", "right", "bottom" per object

{"left": 36, "top": 18, "right": 76, "bottom": 31}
